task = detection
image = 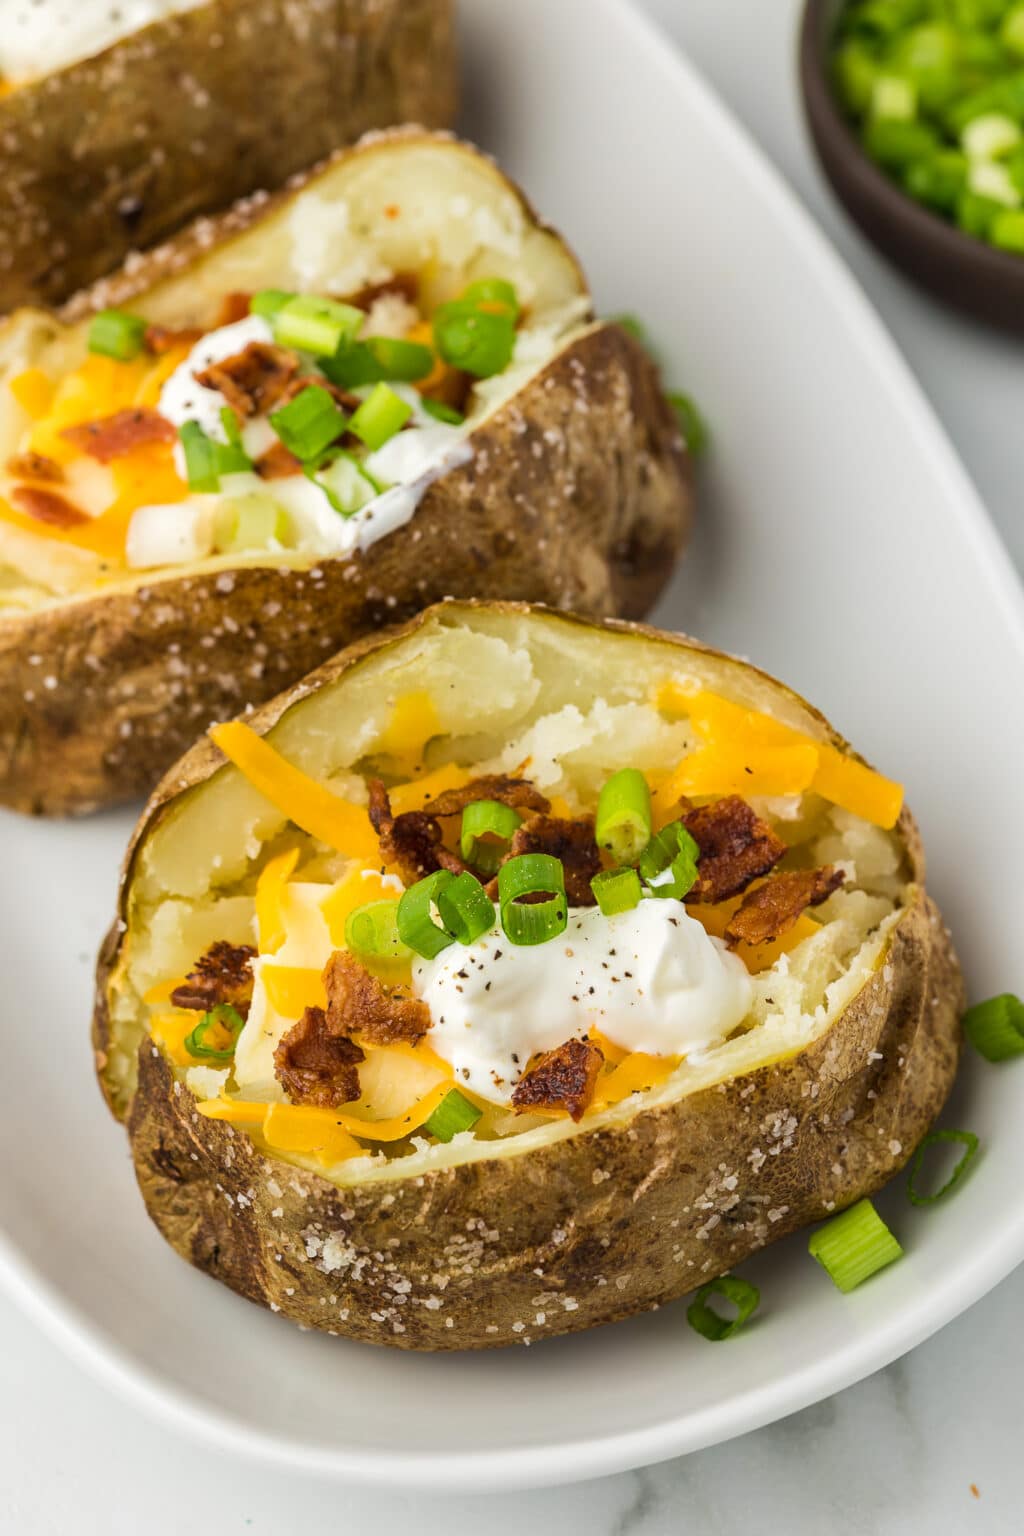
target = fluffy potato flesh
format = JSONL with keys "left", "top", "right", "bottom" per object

{"left": 96, "top": 603, "right": 963, "bottom": 1348}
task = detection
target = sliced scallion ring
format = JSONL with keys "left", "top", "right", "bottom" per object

{"left": 459, "top": 278, "right": 520, "bottom": 320}
{"left": 436, "top": 871, "right": 496, "bottom": 946}
{"left": 344, "top": 901, "right": 411, "bottom": 967}
{"left": 433, "top": 302, "right": 516, "bottom": 378}
{"left": 271, "top": 294, "right": 363, "bottom": 356}
{"left": 906, "top": 1128, "right": 979, "bottom": 1206}
{"left": 459, "top": 799, "right": 522, "bottom": 875}
{"left": 808, "top": 1198, "right": 903, "bottom": 1292}
{"left": 590, "top": 867, "right": 643, "bottom": 917}
{"left": 595, "top": 768, "right": 652, "bottom": 865}
{"left": 184, "top": 1004, "right": 245, "bottom": 1064}
{"left": 638, "top": 819, "right": 699, "bottom": 900}
{"left": 498, "top": 853, "right": 567, "bottom": 946}
{"left": 423, "top": 1089, "right": 482, "bottom": 1143}
{"left": 269, "top": 385, "right": 348, "bottom": 462}
{"left": 87, "top": 307, "right": 147, "bottom": 361}
{"left": 961, "top": 993, "right": 1024, "bottom": 1061}
{"left": 686, "top": 1275, "right": 760, "bottom": 1341}
{"left": 396, "top": 870, "right": 456, "bottom": 959}
{"left": 347, "top": 383, "right": 413, "bottom": 451}
{"left": 250, "top": 288, "right": 294, "bottom": 321}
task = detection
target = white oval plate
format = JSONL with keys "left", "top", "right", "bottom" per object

{"left": 1, "top": 0, "right": 1022, "bottom": 1493}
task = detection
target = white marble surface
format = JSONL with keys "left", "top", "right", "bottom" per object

{"left": 2, "top": 3, "right": 1021, "bottom": 1531}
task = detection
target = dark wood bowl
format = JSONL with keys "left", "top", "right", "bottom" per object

{"left": 799, "top": 0, "right": 1024, "bottom": 333}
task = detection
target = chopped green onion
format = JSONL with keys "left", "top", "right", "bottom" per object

{"left": 433, "top": 302, "right": 516, "bottom": 378}
{"left": 591, "top": 867, "right": 643, "bottom": 916}
{"left": 347, "top": 383, "right": 413, "bottom": 451}
{"left": 459, "top": 799, "right": 522, "bottom": 875}
{"left": 271, "top": 294, "right": 363, "bottom": 356}
{"left": 639, "top": 819, "right": 699, "bottom": 900}
{"left": 184, "top": 1004, "right": 245, "bottom": 1064}
{"left": 344, "top": 900, "right": 412, "bottom": 967}
{"left": 250, "top": 289, "right": 294, "bottom": 321}
{"left": 308, "top": 450, "right": 380, "bottom": 518}
{"left": 269, "top": 385, "right": 348, "bottom": 462}
{"left": 420, "top": 397, "right": 465, "bottom": 426}
{"left": 962, "top": 992, "right": 1024, "bottom": 1060}
{"left": 667, "top": 391, "right": 710, "bottom": 458}
{"left": 219, "top": 406, "right": 243, "bottom": 448}
{"left": 808, "top": 1198, "right": 903, "bottom": 1292}
{"left": 213, "top": 494, "right": 289, "bottom": 553}
{"left": 990, "top": 206, "right": 1024, "bottom": 247}
{"left": 863, "top": 115, "right": 940, "bottom": 169}
{"left": 1004, "top": 3, "right": 1024, "bottom": 59}
{"left": 424, "top": 1088, "right": 482, "bottom": 1143}
{"left": 903, "top": 149, "right": 968, "bottom": 212}
{"left": 686, "top": 1275, "right": 760, "bottom": 1341}
{"left": 436, "top": 871, "right": 496, "bottom": 946}
{"left": 321, "top": 336, "right": 434, "bottom": 390}
{"left": 906, "top": 1129, "right": 979, "bottom": 1205}
{"left": 179, "top": 420, "right": 222, "bottom": 492}
{"left": 833, "top": 38, "right": 881, "bottom": 115}
{"left": 498, "top": 853, "right": 567, "bottom": 946}
{"left": 595, "top": 768, "right": 652, "bottom": 866}
{"left": 87, "top": 308, "right": 147, "bottom": 362}
{"left": 871, "top": 72, "right": 918, "bottom": 122}
{"left": 956, "top": 187, "right": 1004, "bottom": 235}
{"left": 396, "top": 870, "right": 456, "bottom": 959}
{"left": 459, "top": 278, "right": 520, "bottom": 321}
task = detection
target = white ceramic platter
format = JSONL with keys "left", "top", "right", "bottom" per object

{"left": 1, "top": 0, "right": 1022, "bottom": 1493}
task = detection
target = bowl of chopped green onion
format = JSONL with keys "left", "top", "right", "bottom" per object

{"left": 800, "top": 0, "right": 1024, "bottom": 331}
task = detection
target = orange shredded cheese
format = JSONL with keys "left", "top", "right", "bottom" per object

{"left": 261, "top": 964, "right": 327, "bottom": 1018}
{"left": 255, "top": 846, "right": 300, "bottom": 954}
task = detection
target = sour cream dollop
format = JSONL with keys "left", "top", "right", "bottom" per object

{"left": 413, "top": 899, "right": 753, "bottom": 1105}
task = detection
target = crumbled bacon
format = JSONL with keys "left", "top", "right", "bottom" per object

{"left": 322, "top": 949, "right": 431, "bottom": 1046}
{"left": 345, "top": 273, "right": 419, "bottom": 311}
{"left": 195, "top": 342, "right": 298, "bottom": 418}
{"left": 511, "top": 1038, "right": 604, "bottom": 1122}
{"left": 683, "top": 796, "right": 787, "bottom": 904}
{"left": 215, "top": 292, "right": 253, "bottom": 327}
{"left": 10, "top": 485, "right": 89, "bottom": 528}
{"left": 725, "top": 866, "right": 846, "bottom": 947}
{"left": 423, "top": 774, "right": 551, "bottom": 819}
{"left": 254, "top": 440, "right": 303, "bottom": 480}
{"left": 170, "top": 941, "right": 256, "bottom": 1016}
{"left": 60, "top": 407, "right": 176, "bottom": 463}
{"left": 367, "top": 778, "right": 467, "bottom": 885}
{"left": 500, "top": 814, "right": 602, "bottom": 906}
{"left": 273, "top": 1005, "right": 364, "bottom": 1108}
{"left": 6, "top": 451, "right": 64, "bottom": 483}
{"left": 143, "top": 323, "right": 203, "bottom": 355}
{"left": 275, "top": 374, "right": 362, "bottom": 415}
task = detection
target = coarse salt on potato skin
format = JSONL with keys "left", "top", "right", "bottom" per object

{"left": 93, "top": 603, "right": 964, "bottom": 1350}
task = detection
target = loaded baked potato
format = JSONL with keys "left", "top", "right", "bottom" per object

{"left": 0, "top": 0, "right": 457, "bottom": 311}
{"left": 94, "top": 600, "right": 963, "bottom": 1350}
{"left": 0, "top": 131, "right": 691, "bottom": 816}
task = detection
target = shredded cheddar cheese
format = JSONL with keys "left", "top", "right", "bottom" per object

{"left": 255, "top": 846, "right": 301, "bottom": 954}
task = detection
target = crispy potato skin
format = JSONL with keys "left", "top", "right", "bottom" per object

{"left": 94, "top": 603, "right": 963, "bottom": 1350}
{"left": 0, "top": 0, "right": 457, "bottom": 312}
{"left": 1, "top": 327, "right": 690, "bottom": 815}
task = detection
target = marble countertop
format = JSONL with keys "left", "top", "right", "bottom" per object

{"left": 2, "top": 4, "right": 1020, "bottom": 1532}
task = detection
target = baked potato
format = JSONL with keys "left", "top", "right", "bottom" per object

{"left": 0, "top": 130, "right": 692, "bottom": 817}
{"left": 0, "top": 0, "right": 457, "bottom": 311}
{"left": 94, "top": 600, "right": 964, "bottom": 1350}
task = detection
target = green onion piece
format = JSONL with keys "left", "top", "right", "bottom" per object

{"left": 321, "top": 336, "right": 434, "bottom": 390}
{"left": 956, "top": 187, "right": 1004, "bottom": 236}
{"left": 667, "top": 392, "right": 710, "bottom": 458}
{"left": 213, "top": 494, "right": 289, "bottom": 553}
{"left": 638, "top": 819, "right": 700, "bottom": 900}
{"left": 591, "top": 867, "right": 643, "bottom": 917}
{"left": 906, "top": 1129, "right": 980, "bottom": 1206}
{"left": 87, "top": 308, "right": 147, "bottom": 362}
{"left": 424, "top": 1088, "right": 482, "bottom": 1143}
{"left": 396, "top": 870, "right": 456, "bottom": 959}
{"left": 459, "top": 799, "right": 522, "bottom": 875}
{"left": 220, "top": 406, "right": 243, "bottom": 447}
{"left": 250, "top": 289, "right": 294, "bottom": 321}
{"left": 436, "top": 871, "right": 496, "bottom": 946}
{"left": 833, "top": 38, "right": 880, "bottom": 116}
{"left": 1004, "top": 3, "right": 1024, "bottom": 60}
{"left": 344, "top": 900, "right": 412, "bottom": 966}
{"left": 863, "top": 116, "right": 939, "bottom": 169}
{"left": 497, "top": 853, "right": 567, "bottom": 946}
{"left": 269, "top": 385, "right": 348, "bottom": 462}
{"left": 433, "top": 302, "right": 516, "bottom": 378}
{"left": 212, "top": 406, "right": 252, "bottom": 474}
{"left": 961, "top": 993, "right": 1024, "bottom": 1060}
{"left": 595, "top": 768, "right": 652, "bottom": 866}
{"left": 903, "top": 149, "right": 968, "bottom": 212}
{"left": 420, "top": 397, "right": 465, "bottom": 426}
{"left": 808, "top": 1198, "right": 903, "bottom": 1292}
{"left": 990, "top": 207, "right": 1024, "bottom": 249}
{"left": 347, "top": 383, "right": 413, "bottom": 451}
{"left": 179, "top": 420, "right": 222, "bottom": 492}
{"left": 307, "top": 450, "right": 380, "bottom": 518}
{"left": 459, "top": 278, "right": 520, "bottom": 320}
{"left": 686, "top": 1275, "right": 760, "bottom": 1341}
{"left": 272, "top": 294, "right": 364, "bottom": 356}
{"left": 184, "top": 1004, "right": 245, "bottom": 1064}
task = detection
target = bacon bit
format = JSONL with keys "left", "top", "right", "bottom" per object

{"left": 425, "top": 774, "right": 551, "bottom": 819}
{"left": 170, "top": 941, "right": 257, "bottom": 1017}
{"left": 502, "top": 814, "right": 601, "bottom": 906}
{"left": 195, "top": 342, "right": 298, "bottom": 418}
{"left": 60, "top": 407, "right": 176, "bottom": 463}
{"left": 367, "top": 778, "right": 467, "bottom": 886}
{"left": 143, "top": 323, "right": 203, "bottom": 355}
{"left": 6, "top": 450, "right": 64, "bottom": 484}
{"left": 215, "top": 292, "right": 253, "bottom": 327}
{"left": 683, "top": 796, "right": 787, "bottom": 904}
{"left": 511, "top": 1038, "right": 604, "bottom": 1122}
{"left": 254, "top": 440, "right": 303, "bottom": 480}
{"left": 322, "top": 949, "right": 431, "bottom": 1046}
{"left": 273, "top": 1004, "right": 364, "bottom": 1107}
{"left": 276, "top": 374, "right": 362, "bottom": 414}
{"left": 345, "top": 273, "right": 419, "bottom": 310}
{"left": 10, "top": 485, "right": 89, "bottom": 528}
{"left": 725, "top": 866, "right": 845, "bottom": 947}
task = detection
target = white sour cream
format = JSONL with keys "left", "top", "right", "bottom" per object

{"left": 0, "top": 0, "right": 203, "bottom": 82}
{"left": 413, "top": 899, "right": 753, "bottom": 1105}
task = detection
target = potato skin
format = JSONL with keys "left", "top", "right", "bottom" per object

{"left": 94, "top": 603, "right": 963, "bottom": 1350}
{"left": 1, "top": 325, "right": 690, "bottom": 815}
{"left": 0, "top": 0, "right": 457, "bottom": 312}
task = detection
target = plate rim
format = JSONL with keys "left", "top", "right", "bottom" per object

{"left": 2, "top": 0, "right": 1023, "bottom": 1490}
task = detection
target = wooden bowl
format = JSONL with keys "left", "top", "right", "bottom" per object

{"left": 799, "top": 0, "right": 1024, "bottom": 333}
